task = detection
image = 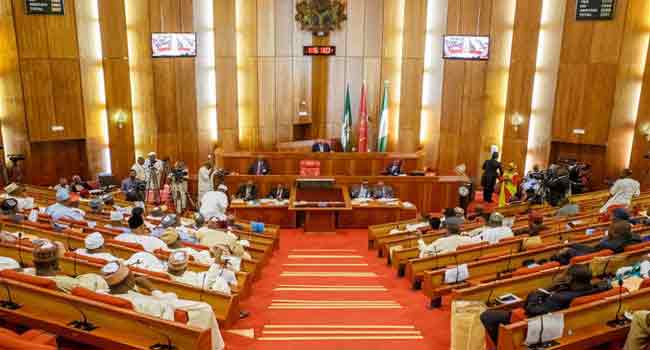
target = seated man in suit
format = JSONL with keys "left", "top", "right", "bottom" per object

{"left": 350, "top": 180, "right": 373, "bottom": 199}
{"left": 312, "top": 139, "right": 331, "bottom": 152}
{"left": 267, "top": 183, "right": 290, "bottom": 201}
{"left": 385, "top": 160, "right": 403, "bottom": 176}
{"left": 236, "top": 180, "right": 258, "bottom": 201}
{"left": 248, "top": 156, "right": 270, "bottom": 175}
{"left": 372, "top": 181, "right": 394, "bottom": 199}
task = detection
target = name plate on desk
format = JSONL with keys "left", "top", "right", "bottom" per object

{"left": 296, "top": 178, "right": 335, "bottom": 189}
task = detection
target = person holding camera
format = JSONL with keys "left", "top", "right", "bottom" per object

{"left": 168, "top": 161, "right": 189, "bottom": 214}
{"left": 121, "top": 169, "right": 145, "bottom": 202}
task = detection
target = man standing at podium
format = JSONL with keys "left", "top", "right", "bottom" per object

{"left": 249, "top": 156, "right": 270, "bottom": 175}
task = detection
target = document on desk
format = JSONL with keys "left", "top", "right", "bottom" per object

{"left": 444, "top": 264, "right": 469, "bottom": 284}
{"left": 525, "top": 313, "right": 564, "bottom": 345}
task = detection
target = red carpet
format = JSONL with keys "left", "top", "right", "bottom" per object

{"left": 224, "top": 229, "right": 451, "bottom": 350}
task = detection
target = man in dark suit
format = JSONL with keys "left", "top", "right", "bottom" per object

{"left": 350, "top": 180, "right": 372, "bottom": 199}
{"left": 385, "top": 160, "right": 402, "bottom": 176}
{"left": 248, "top": 156, "right": 270, "bottom": 175}
{"left": 267, "top": 184, "right": 290, "bottom": 200}
{"left": 236, "top": 180, "right": 258, "bottom": 201}
{"left": 481, "top": 152, "right": 502, "bottom": 203}
{"left": 372, "top": 181, "right": 394, "bottom": 199}
{"left": 312, "top": 140, "right": 331, "bottom": 152}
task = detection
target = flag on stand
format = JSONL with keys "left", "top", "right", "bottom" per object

{"left": 341, "top": 83, "right": 353, "bottom": 152}
{"left": 357, "top": 81, "right": 368, "bottom": 152}
{"left": 377, "top": 81, "right": 389, "bottom": 152}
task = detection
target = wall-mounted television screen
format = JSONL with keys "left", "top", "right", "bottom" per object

{"left": 152, "top": 33, "right": 196, "bottom": 57}
{"left": 443, "top": 35, "right": 489, "bottom": 60}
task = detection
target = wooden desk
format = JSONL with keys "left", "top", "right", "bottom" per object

{"left": 338, "top": 200, "right": 417, "bottom": 228}
{"left": 215, "top": 149, "right": 425, "bottom": 176}
{"left": 290, "top": 184, "right": 351, "bottom": 233}
{"left": 229, "top": 202, "right": 297, "bottom": 228}
{"left": 223, "top": 174, "right": 466, "bottom": 214}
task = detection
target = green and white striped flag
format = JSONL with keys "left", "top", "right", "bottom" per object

{"left": 377, "top": 81, "right": 389, "bottom": 152}
{"left": 341, "top": 83, "right": 352, "bottom": 152}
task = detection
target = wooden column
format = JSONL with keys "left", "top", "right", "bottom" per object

{"left": 214, "top": 0, "right": 239, "bottom": 151}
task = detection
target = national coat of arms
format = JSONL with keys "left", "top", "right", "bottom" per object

{"left": 295, "top": 0, "right": 347, "bottom": 37}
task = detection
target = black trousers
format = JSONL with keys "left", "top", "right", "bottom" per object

{"left": 482, "top": 175, "right": 497, "bottom": 203}
{"left": 480, "top": 309, "right": 512, "bottom": 344}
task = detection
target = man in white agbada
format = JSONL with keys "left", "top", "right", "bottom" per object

{"left": 1, "top": 183, "right": 35, "bottom": 211}
{"left": 472, "top": 212, "right": 513, "bottom": 244}
{"left": 101, "top": 261, "right": 224, "bottom": 350}
{"left": 0, "top": 256, "right": 20, "bottom": 271}
{"left": 600, "top": 168, "right": 640, "bottom": 213}
{"left": 124, "top": 251, "right": 167, "bottom": 272}
{"left": 24, "top": 241, "right": 109, "bottom": 293}
{"left": 115, "top": 211, "right": 169, "bottom": 253}
{"left": 45, "top": 188, "right": 85, "bottom": 221}
{"left": 131, "top": 156, "right": 147, "bottom": 182}
{"left": 160, "top": 228, "right": 215, "bottom": 266}
{"left": 74, "top": 232, "right": 121, "bottom": 262}
{"left": 197, "top": 161, "right": 215, "bottom": 207}
{"left": 200, "top": 184, "right": 229, "bottom": 221}
{"left": 143, "top": 152, "right": 164, "bottom": 187}
{"left": 194, "top": 215, "right": 239, "bottom": 248}
{"left": 166, "top": 251, "right": 236, "bottom": 295}
{"left": 416, "top": 223, "right": 480, "bottom": 258}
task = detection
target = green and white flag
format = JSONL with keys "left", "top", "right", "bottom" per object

{"left": 377, "top": 81, "right": 389, "bottom": 152}
{"left": 341, "top": 83, "right": 352, "bottom": 152}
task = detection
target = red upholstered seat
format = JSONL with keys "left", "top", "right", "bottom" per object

{"left": 0, "top": 269, "right": 57, "bottom": 290}
{"left": 64, "top": 251, "right": 108, "bottom": 265}
{"left": 299, "top": 160, "right": 321, "bottom": 176}
{"left": 175, "top": 309, "right": 189, "bottom": 323}
{"left": 639, "top": 278, "right": 650, "bottom": 290}
{"left": 624, "top": 241, "right": 650, "bottom": 252}
{"left": 129, "top": 266, "right": 172, "bottom": 280}
{"left": 512, "top": 262, "right": 560, "bottom": 277}
{"left": 457, "top": 241, "right": 488, "bottom": 251}
{"left": 0, "top": 328, "right": 56, "bottom": 350}
{"left": 20, "top": 329, "right": 57, "bottom": 346}
{"left": 510, "top": 308, "right": 526, "bottom": 323}
{"left": 106, "top": 239, "right": 144, "bottom": 251}
{"left": 498, "top": 236, "right": 521, "bottom": 243}
{"left": 570, "top": 287, "right": 627, "bottom": 307}
{"left": 569, "top": 249, "right": 613, "bottom": 265}
{"left": 71, "top": 287, "right": 134, "bottom": 310}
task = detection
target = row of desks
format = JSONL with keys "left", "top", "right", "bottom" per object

{"left": 230, "top": 200, "right": 418, "bottom": 228}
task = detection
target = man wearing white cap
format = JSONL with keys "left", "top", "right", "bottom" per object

{"left": 74, "top": 232, "right": 120, "bottom": 262}
{"left": 200, "top": 184, "right": 229, "bottom": 221}
{"left": 2, "top": 183, "right": 34, "bottom": 211}
{"left": 45, "top": 189, "right": 85, "bottom": 221}
{"left": 101, "top": 261, "right": 225, "bottom": 350}
{"left": 474, "top": 212, "right": 514, "bottom": 244}
{"left": 167, "top": 251, "right": 235, "bottom": 295}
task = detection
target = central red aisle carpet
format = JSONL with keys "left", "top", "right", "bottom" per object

{"left": 223, "top": 229, "right": 451, "bottom": 350}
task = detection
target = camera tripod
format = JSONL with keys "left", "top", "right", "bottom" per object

{"left": 145, "top": 165, "right": 161, "bottom": 204}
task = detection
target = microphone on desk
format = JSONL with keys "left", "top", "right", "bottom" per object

{"left": 64, "top": 299, "right": 98, "bottom": 331}
{"left": 199, "top": 272, "right": 208, "bottom": 302}
{"left": 497, "top": 248, "right": 515, "bottom": 280}
{"left": 136, "top": 319, "right": 177, "bottom": 350}
{"left": 0, "top": 279, "right": 21, "bottom": 310}
{"left": 17, "top": 232, "right": 24, "bottom": 268}
{"left": 65, "top": 230, "right": 78, "bottom": 277}
{"left": 606, "top": 275, "right": 629, "bottom": 328}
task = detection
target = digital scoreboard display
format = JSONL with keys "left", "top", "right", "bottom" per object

{"left": 576, "top": 0, "right": 616, "bottom": 20}
{"left": 303, "top": 46, "right": 336, "bottom": 56}
{"left": 25, "top": 0, "right": 64, "bottom": 15}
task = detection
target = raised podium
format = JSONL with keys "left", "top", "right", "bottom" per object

{"left": 289, "top": 179, "right": 351, "bottom": 233}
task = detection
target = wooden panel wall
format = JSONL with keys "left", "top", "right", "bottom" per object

{"left": 98, "top": 0, "right": 135, "bottom": 178}
{"left": 500, "top": 0, "right": 542, "bottom": 172}
{"left": 438, "top": 0, "right": 492, "bottom": 177}
{"left": 551, "top": 0, "right": 628, "bottom": 145}
{"left": 0, "top": 0, "right": 29, "bottom": 163}
{"left": 3, "top": 0, "right": 650, "bottom": 188}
